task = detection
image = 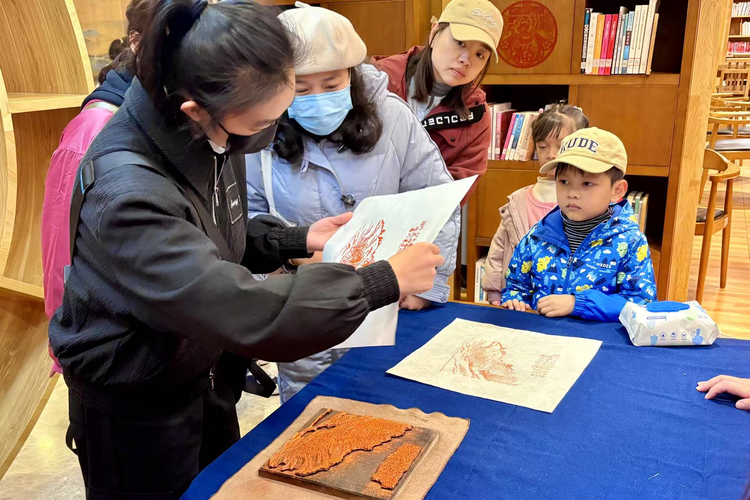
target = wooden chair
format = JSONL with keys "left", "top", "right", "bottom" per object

{"left": 694, "top": 149, "right": 741, "bottom": 303}
{"left": 706, "top": 111, "right": 750, "bottom": 162}
{"left": 709, "top": 98, "right": 750, "bottom": 139}
{"left": 717, "top": 62, "right": 750, "bottom": 98}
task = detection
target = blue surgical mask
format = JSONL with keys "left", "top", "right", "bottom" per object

{"left": 287, "top": 86, "right": 353, "bottom": 136}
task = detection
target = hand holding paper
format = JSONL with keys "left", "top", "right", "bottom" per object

{"left": 323, "top": 176, "right": 476, "bottom": 348}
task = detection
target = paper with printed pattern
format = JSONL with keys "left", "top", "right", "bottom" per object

{"left": 388, "top": 318, "right": 602, "bottom": 412}
{"left": 323, "top": 177, "right": 475, "bottom": 349}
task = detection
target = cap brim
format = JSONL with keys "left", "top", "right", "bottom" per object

{"left": 539, "top": 156, "right": 620, "bottom": 175}
{"left": 449, "top": 23, "right": 499, "bottom": 63}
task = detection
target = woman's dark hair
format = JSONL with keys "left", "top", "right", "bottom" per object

{"left": 98, "top": 0, "right": 156, "bottom": 82}
{"left": 273, "top": 66, "right": 383, "bottom": 163}
{"left": 531, "top": 104, "right": 589, "bottom": 144}
{"left": 406, "top": 23, "right": 491, "bottom": 119}
{"left": 136, "top": 0, "right": 298, "bottom": 126}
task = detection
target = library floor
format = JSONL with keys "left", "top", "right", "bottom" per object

{"left": 2, "top": 171, "right": 750, "bottom": 499}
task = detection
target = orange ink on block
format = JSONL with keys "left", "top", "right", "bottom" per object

{"left": 441, "top": 339, "right": 519, "bottom": 386}
{"left": 371, "top": 443, "right": 422, "bottom": 490}
{"left": 335, "top": 220, "right": 386, "bottom": 269}
{"left": 267, "top": 410, "right": 412, "bottom": 477}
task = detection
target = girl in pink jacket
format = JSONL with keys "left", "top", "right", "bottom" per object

{"left": 483, "top": 105, "right": 588, "bottom": 305}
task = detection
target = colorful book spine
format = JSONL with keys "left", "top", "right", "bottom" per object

{"left": 489, "top": 105, "right": 496, "bottom": 160}
{"left": 630, "top": 5, "right": 648, "bottom": 74}
{"left": 508, "top": 113, "right": 526, "bottom": 161}
{"left": 581, "top": 8, "right": 592, "bottom": 74}
{"left": 501, "top": 113, "right": 517, "bottom": 160}
{"left": 593, "top": 13, "right": 605, "bottom": 75}
{"left": 605, "top": 13, "right": 618, "bottom": 75}
{"left": 628, "top": 5, "right": 643, "bottom": 75}
{"left": 622, "top": 11, "right": 634, "bottom": 74}
{"left": 599, "top": 14, "right": 612, "bottom": 75}
{"left": 618, "top": 10, "right": 631, "bottom": 73}
{"left": 612, "top": 8, "right": 628, "bottom": 74}
{"left": 515, "top": 112, "right": 537, "bottom": 161}
{"left": 639, "top": 0, "right": 660, "bottom": 74}
{"left": 585, "top": 13, "right": 599, "bottom": 75}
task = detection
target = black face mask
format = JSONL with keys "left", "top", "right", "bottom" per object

{"left": 216, "top": 121, "right": 278, "bottom": 155}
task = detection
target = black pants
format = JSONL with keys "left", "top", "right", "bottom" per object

{"left": 67, "top": 364, "right": 242, "bottom": 499}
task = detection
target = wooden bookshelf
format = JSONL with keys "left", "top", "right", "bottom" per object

{"left": 727, "top": 1, "right": 750, "bottom": 57}
{"left": 0, "top": 0, "right": 94, "bottom": 477}
{"left": 463, "top": 0, "right": 727, "bottom": 303}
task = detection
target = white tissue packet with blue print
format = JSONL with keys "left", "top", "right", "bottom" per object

{"left": 619, "top": 301, "right": 720, "bottom": 347}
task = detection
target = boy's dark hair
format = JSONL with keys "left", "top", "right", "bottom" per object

{"left": 555, "top": 162, "right": 625, "bottom": 185}
{"left": 136, "top": 0, "right": 299, "bottom": 126}
{"left": 532, "top": 104, "right": 589, "bottom": 144}
{"left": 273, "top": 66, "right": 383, "bottom": 163}
{"left": 406, "top": 23, "right": 491, "bottom": 120}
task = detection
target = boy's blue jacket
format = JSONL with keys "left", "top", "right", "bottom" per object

{"left": 500, "top": 200, "right": 656, "bottom": 322}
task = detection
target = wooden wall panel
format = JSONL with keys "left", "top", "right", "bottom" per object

{"left": 475, "top": 169, "right": 540, "bottom": 239}
{"left": 577, "top": 85, "right": 679, "bottom": 167}
{"left": 329, "top": 1, "right": 407, "bottom": 57}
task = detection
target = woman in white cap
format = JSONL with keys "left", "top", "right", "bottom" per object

{"left": 374, "top": 0, "right": 503, "bottom": 202}
{"left": 246, "top": 3, "right": 459, "bottom": 403}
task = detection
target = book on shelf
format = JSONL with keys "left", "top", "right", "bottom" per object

{"left": 593, "top": 13, "right": 605, "bottom": 74}
{"left": 474, "top": 257, "right": 490, "bottom": 305}
{"left": 734, "top": 2, "right": 750, "bottom": 16}
{"left": 612, "top": 7, "right": 627, "bottom": 75}
{"left": 625, "top": 191, "right": 649, "bottom": 233}
{"left": 585, "top": 12, "right": 599, "bottom": 75}
{"left": 622, "top": 11, "right": 634, "bottom": 74}
{"left": 581, "top": 8, "right": 592, "bottom": 74}
{"left": 599, "top": 14, "right": 612, "bottom": 75}
{"left": 515, "top": 112, "right": 540, "bottom": 161}
{"left": 486, "top": 103, "right": 514, "bottom": 160}
{"left": 508, "top": 113, "right": 525, "bottom": 160}
{"left": 583, "top": 4, "right": 659, "bottom": 76}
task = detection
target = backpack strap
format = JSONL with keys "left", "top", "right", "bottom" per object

{"left": 69, "top": 151, "right": 234, "bottom": 264}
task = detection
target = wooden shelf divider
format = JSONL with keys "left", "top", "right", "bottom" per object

{"left": 7, "top": 93, "right": 87, "bottom": 114}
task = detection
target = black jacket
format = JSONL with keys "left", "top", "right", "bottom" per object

{"left": 49, "top": 79, "right": 400, "bottom": 415}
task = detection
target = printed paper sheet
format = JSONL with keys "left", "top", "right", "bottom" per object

{"left": 323, "top": 177, "right": 475, "bottom": 349}
{"left": 387, "top": 318, "right": 602, "bottom": 412}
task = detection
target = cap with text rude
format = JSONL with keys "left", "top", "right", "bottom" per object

{"left": 539, "top": 127, "right": 628, "bottom": 176}
{"left": 432, "top": 0, "right": 503, "bottom": 63}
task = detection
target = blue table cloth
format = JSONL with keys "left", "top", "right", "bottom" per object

{"left": 184, "top": 303, "right": 750, "bottom": 500}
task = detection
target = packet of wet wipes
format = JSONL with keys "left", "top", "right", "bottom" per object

{"left": 619, "top": 301, "right": 721, "bottom": 347}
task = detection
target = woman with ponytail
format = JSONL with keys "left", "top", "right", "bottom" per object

{"left": 49, "top": 1, "right": 442, "bottom": 497}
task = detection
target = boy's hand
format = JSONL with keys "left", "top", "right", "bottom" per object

{"left": 537, "top": 294, "right": 575, "bottom": 317}
{"left": 501, "top": 299, "right": 530, "bottom": 312}
{"left": 490, "top": 300, "right": 501, "bottom": 306}
{"left": 697, "top": 375, "right": 750, "bottom": 410}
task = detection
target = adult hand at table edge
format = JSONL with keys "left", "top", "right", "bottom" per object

{"left": 388, "top": 243, "right": 443, "bottom": 297}
{"left": 399, "top": 295, "right": 432, "bottom": 310}
{"left": 696, "top": 375, "right": 750, "bottom": 410}
{"left": 306, "top": 212, "right": 353, "bottom": 252}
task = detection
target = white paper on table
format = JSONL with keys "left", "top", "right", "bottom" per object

{"left": 387, "top": 318, "right": 602, "bottom": 412}
{"left": 323, "top": 176, "right": 476, "bottom": 349}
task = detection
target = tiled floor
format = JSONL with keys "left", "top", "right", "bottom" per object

{"left": 0, "top": 365, "right": 280, "bottom": 500}
{"left": 2, "top": 171, "right": 750, "bottom": 498}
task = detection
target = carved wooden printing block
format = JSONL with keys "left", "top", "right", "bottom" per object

{"left": 260, "top": 408, "right": 437, "bottom": 499}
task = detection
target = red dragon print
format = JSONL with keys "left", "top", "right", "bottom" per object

{"left": 440, "top": 339, "right": 518, "bottom": 386}
{"left": 334, "top": 220, "right": 386, "bottom": 269}
{"left": 397, "top": 221, "right": 427, "bottom": 252}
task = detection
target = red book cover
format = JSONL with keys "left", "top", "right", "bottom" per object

{"left": 605, "top": 13, "right": 619, "bottom": 75}
{"left": 501, "top": 113, "right": 517, "bottom": 160}
{"left": 599, "top": 14, "right": 612, "bottom": 75}
{"left": 495, "top": 109, "right": 515, "bottom": 158}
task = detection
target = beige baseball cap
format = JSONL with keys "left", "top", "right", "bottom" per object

{"left": 279, "top": 2, "right": 367, "bottom": 76}
{"left": 539, "top": 127, "right": 628, "bottom": 176}
{"left": 432, "top": 0, "right": 503, "bottom": 63}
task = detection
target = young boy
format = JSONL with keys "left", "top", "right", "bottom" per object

{"left": 500, "top": 127, "right": 656, "bottom": 322}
